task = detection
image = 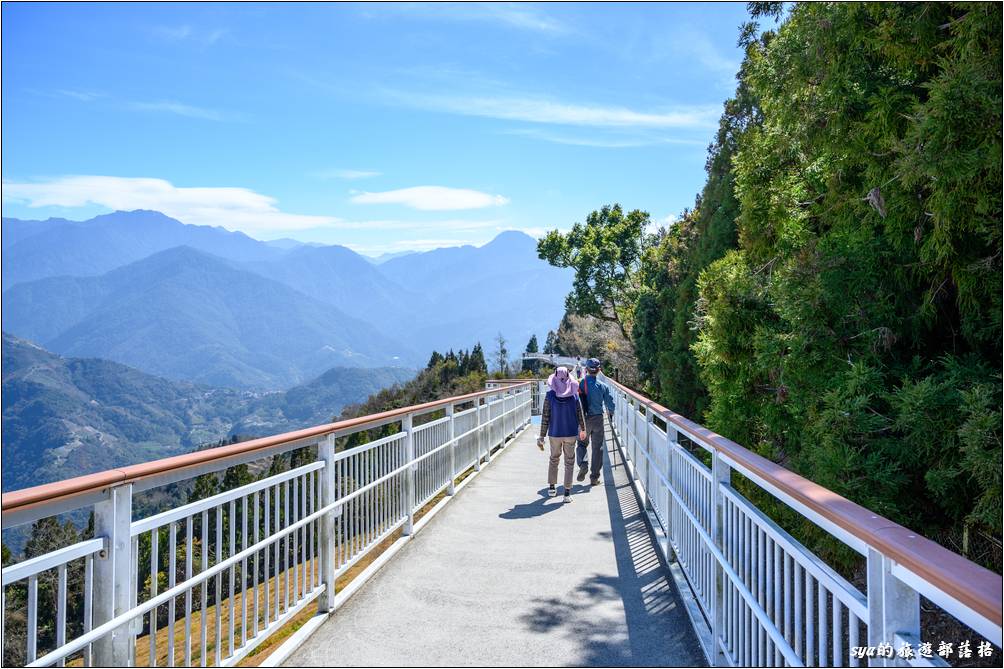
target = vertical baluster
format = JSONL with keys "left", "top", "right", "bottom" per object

{"left": 150, "top": 529, "right": 159, "bottom": 667}
{"left": 187, "top": 514, "right": 195, "bottom": 668}
{"left": 848, "top": 611, "right": 859, "bottom": 667}
{"left": 305, "top": 472, "right": 313, "bottom": 594}
{"left": 283, "top": 479, "right": 290, "bottom": 614}
{"left": 84, "top": 553, "right": 94, "bottom": 667}
{"left": 241, "top": 494, "right": 248, "bottom": 647}
{"left": 199, "top": 511, "right": 207, "bottom": 667}
{"left": 54, "top": 563, "right": 67, "bottom": 666}
{"left": 773, "top": 541, "right": 782, "bottom": 665}
{"left": 253, "top": 488, "right": 261, "bottom": 634}
{"left": 291, "top": 476, "right": 299, "bottom": 602}
{"left": 805, "top": 572, "right": 815, "bottom": 666}
{"left": 262, "top": 487, "right": 269, "bottom": 629}
{"left": 228, "top": 499, "right": 236, "bottom": 659}
{"left": 832, "top": 598, "right": 842, "bottom": 667}
{"left": 758, "top": 528, "right": 766, "bottom": 665}
{"left": 167, "top": 524, "right": 176, "bottom": 668}
{"left": 27, "top": 574, "right": 37, "bottom": 663}
{"left": 784, "top": 552, "right": 792, "bottom": 648}
{"left": 302, "top": 472, "right": 309, "bottom": 594}
{"left": 273, "top": 483, "right": 280, "bottom": 621}
{"left": 818, "top": 582, "right": 827, "bottom": 666}
{"left": 214, "top": 505, "right": 223, "bottom": 667}
{"left": 794, "top": 562, "right": 802, "bottom": 662}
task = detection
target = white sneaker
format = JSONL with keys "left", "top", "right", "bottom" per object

{"left": 548, "top": 485, "right": 557, "bottom": 497}
{"left": 563, "top": 493, "right": 572, "bottom": 504}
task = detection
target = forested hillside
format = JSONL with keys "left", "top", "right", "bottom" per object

{"left": 1, "top": 333, "right": 415, "bottom": 491}
{"left": 541, "top": 2, "right": 1002, "bottom": 568}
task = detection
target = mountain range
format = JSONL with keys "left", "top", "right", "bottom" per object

{"left": 2, "top": 210, "right": 571, "bottom": 389}
{"left": 1, "top": 333, "right": 415, "bottom": 491}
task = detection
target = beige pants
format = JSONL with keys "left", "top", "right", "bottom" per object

{"left": 548, "top": 436, "right": 577, "bottom": 489}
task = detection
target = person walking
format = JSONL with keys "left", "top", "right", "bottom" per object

{"left": 537, "top": 366, "right": 587, "bottom": 503}
{"left": 576, "top": 358, "right": 616, "bottom": 486}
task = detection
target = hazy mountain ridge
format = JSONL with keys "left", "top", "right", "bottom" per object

{"left": 1, "top": 210, "right": 571, "bottom": 388}
{"left": 1, "top": 333, "right": 416, "bottom": 492}
{"left": 2, "top": 246, "right": 415, "bottom": 388}
{"left": 1, "top": 210, "right": 285, "bottom": 290}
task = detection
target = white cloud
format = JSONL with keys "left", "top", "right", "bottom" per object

{"left": 155, "top": 25, "right": 228, "bottom": 45}
{"left": 350, "top": 186, "right": 510, "bottom": 211}
{"left": 362, "top": 3, "right": 570, "bottom": 35}
{"left": 462, "top": 4, "right": 569, "bottom": 34}
{"left": 503, "top": 127, "right": 705, "bottom": 148}
{"left": 313, "top": 168, "right": 382, "bottom": 180}
{"left": 2, "top": 176, "right": 337, "bottom": 233}
{"left": 385, "top": 90, "right": 719, "bottom": 129}
{"left": 129, "top": 101, "right": 229, "bottom": 121}
{"left": 55, "top": 89, "right": 103, "bottom": 102}
{"left": 325, "top": 218, "right": 503, "bottom": 231}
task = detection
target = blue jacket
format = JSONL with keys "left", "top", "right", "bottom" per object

{"left": 579, "top": 374, "right": 615, "bottom": 416}
{"left": 540, "top": 390, "right": 586, "bottom": 438}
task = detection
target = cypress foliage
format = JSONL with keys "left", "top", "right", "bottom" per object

{"left": 635, "top": 2, "right": 1001, "bottom": 566}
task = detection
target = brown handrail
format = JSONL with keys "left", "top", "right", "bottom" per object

{"left": 1, "top": 382, "right": 531, "bottom": 516}
{"left": 607, "top": 377, "right": 1003, "bottom": 627}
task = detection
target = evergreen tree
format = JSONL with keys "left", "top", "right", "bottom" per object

{"left": 524, "top": 334, "right": 540, "bottom": 373}
{"left": 469, "top": 343, "right": 487, "bottom": 374}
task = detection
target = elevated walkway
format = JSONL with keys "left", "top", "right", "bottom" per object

{"left": 286, "top": 421, "right": 704, "bottom": 667}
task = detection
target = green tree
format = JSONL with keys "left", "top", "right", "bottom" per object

{"left": 524, "top": 334, "right": 540, "bottom": 373}
{"left": 543, "top": 330, "right": 559, "bottom": 355}
{"left": 685, "top": 2, "right": 1002, "bottom": 565}
{"left": 538, "top": 204, "right": 651, "bottom": 344}
{"left": 469, "top": 343, "right": 487, "bottom": 375}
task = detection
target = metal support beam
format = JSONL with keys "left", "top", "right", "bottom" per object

{"left": 446, "top": 403, "right": 456, "bottom": 496}
{"left": 92, "top": 483, "right": 134, "bottom": 667}
{"left": 710, "top": 452, "right": 731, "bottom": 667}
{"left": 867, "top": 548, "right": 920, "bottom": 667}
{"left": 402, "top": 413, "right": 416, "bottom": 535}
{"left": 318, "top": 435, "right": 337, "bottom": 612}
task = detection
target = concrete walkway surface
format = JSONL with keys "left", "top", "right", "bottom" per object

{"left": 285, "top": 419, "right": 705, "bottom": 667}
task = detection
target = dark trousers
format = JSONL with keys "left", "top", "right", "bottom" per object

{"left": 576, "top": 414, "right": 605, "bottom": 478}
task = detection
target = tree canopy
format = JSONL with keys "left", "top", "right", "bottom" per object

{"left": 552, "top": 2, "right": 1002, "bottom": 569}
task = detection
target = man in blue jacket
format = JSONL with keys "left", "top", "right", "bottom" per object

{"left": 576, "top": 358, "right": 615, "bottom": 485}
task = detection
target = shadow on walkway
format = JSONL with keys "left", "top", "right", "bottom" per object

{"left": 517, "top": 428, "right": 706, "bottom": 666}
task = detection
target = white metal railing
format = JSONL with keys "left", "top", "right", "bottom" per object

{"left": 607, "top": 379, "right": 1002, "bottom": 667}
{"left": 1, "top": 383, "right": 532, "bottom": 667}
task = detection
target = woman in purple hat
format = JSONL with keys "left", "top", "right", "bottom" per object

{"left": 537, "top": 366, "right": 587, "bottom": 503}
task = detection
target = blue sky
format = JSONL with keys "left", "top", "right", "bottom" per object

{"left": 1, "top": 2, "right": 751, "bottom": 255}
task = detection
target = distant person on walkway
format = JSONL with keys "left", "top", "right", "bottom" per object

{"left": 537, "top": 366, "right": 587, "bottom": 503}
{"left": 576, "top": 358, "right": 615, "bottom": 486}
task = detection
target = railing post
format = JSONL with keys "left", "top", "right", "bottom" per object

{"left": 710, "top": 451, "right": 731, "bottom": 666}
{"left": 92, "top": 483, "right": 134, "bottom": 667}
{"left": 446, "top": 403, "right": 456, "bottom": 495}
{"left": 402, "top": 412, "right": 416, "bottom": 535}
{"left": 867, "top": 549, "right": 920, "bottom": 667}
{"left": 665, "top": 423, "right": 678, "bottom": 562}
{"left": 474, "top": 398, "right": 483, "bottom": 472}
{"left": 318, "top": 434, "right": 337, "bottom": 611}
{"left": 484, "top": 396, "right": 492, "bottom": 466}
{"left": 643, "top": 407, "right": 654, "bottom": 511}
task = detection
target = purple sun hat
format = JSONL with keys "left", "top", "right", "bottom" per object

{"left": 547, "top": 366, "right": 578, "bottom": 398}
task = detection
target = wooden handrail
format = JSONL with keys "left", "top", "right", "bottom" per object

{"left": 606, "top": 377, "right": 1003, "bottom": 627}
{"left": 1, "top": 382, "right": 531, "bottom": 515}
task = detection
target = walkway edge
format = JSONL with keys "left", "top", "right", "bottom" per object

{"left": 609, "top": 422, "right": 714, "bottom": 665}
{"left": 264, "top": 421, "right": 532, "bottom": 667}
